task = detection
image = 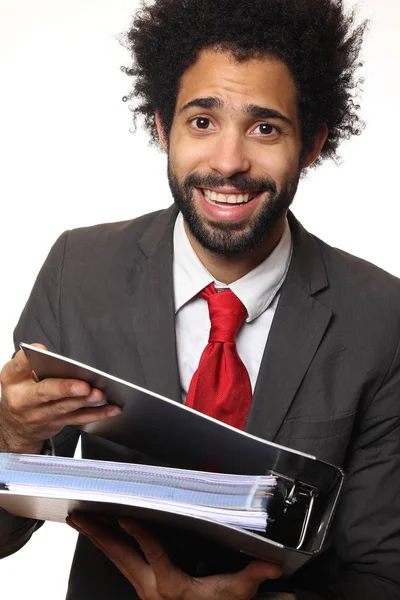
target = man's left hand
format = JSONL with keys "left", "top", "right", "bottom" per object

{"left": 67, "top": 514, "right": 283, "bottom": 600}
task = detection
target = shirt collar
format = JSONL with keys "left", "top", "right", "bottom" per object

{"left": 173, "top": 212, "right": 292, "bottom": 322}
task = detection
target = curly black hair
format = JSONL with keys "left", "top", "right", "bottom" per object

{"left": 122, "top": 0, "right": 367, "bottom": 164}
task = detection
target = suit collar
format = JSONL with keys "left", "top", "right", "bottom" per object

{"left": 137, "top": 207, "right": 329, "bottom": 296}
{"left": 131, "top": 205, "right": 182, "bottom": 402}
{"left": 138, "top": 204, "right": 179, "bottom": 258}
{"left": 286, "top": 211, "right": 329, "bottom": 296}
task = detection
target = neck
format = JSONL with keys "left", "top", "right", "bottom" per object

{"left": 184, "top": 217, "right": 287, "bottom": 285}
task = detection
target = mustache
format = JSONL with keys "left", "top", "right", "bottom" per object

{"left": 185, "top": 173, "right": 277, "bottom": 195}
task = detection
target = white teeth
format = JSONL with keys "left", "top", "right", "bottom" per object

{"left": 203, "top": 190, "right": 254, "bottom": 205}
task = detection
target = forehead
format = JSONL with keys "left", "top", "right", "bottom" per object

{"left": 175, "top": 49, "right": 298, "bottom": 118}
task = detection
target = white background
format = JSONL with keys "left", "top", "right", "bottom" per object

{"left": 0, "top": 0, "right": 399, "bottom": 597}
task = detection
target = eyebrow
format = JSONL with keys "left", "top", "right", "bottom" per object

{"left": 245, "top": 104, "right": 293, "bottom": 126}
{"left": 179, "top": 96, "right": 293, "bottom": 127}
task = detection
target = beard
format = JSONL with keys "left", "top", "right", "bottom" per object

{"left": 168, "top": 165, "right": 300, "bottom": 256}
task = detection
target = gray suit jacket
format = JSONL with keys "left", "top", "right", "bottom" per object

{"left": 2, "top": 206, "right": 400, "bottom": 599}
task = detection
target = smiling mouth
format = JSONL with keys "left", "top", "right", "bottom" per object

{"left": 200, "top": 188, "right": 259, "bottom": 206}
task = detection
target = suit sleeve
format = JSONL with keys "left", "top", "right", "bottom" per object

{"left": 274, "top": 336, "right": 400, "bottom": 600}
{"left": 0, "top": 231, "right": 80, "bottom": 558}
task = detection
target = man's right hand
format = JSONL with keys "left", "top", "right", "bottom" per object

{"left": 0, "top": 344, "right": 121, "bottom": 454}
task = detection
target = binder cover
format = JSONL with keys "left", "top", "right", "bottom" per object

{"left": 14, "top": 343, "right": 345, "bottom": 575}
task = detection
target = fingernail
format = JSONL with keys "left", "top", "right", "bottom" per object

{"left": 119, "top": 519, "right": 137, "bottom": 533}
{"left": 66, "top": 516, "right": 83, "bottom": 533}
{"left": 87, "top": 394, "right": 104, "bottom": 405}
{"left": 71, "top": 384, "right": 84, "bottom": 396}
{"left": 107, "top": 407, "right": 122, "bottom": 417}
{"left": 268, "top": 566, "right": 283, "bottom": 579}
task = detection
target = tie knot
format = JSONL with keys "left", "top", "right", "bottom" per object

{"left": 201, "top": 284, "right": 247, "bottom": 343}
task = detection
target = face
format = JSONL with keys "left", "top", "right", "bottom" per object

{"left": 163, "top": 49, "right": 306, "bottom": 256}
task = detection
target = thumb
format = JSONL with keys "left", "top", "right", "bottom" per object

{"left": 2, "top": 343, "right": 48, "bottom": 385}
{"left": 30, "top": 343, "right": 48, "bottom": 350}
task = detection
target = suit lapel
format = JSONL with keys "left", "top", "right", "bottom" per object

{"left": 245, "top": 214, "right": 332, "bottom": 440}
{"left": 131, "top": 206, "right": 182, "bottom": 403}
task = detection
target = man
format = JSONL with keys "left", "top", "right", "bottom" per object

{"left": 1, "top": 0, "right": 400, "bottom": 598}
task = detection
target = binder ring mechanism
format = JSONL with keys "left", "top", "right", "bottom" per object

{"left": 268, "top": 471, "right": 319, "bottom": 551}
{"left": 285, "top": 481, "right": 318, "bottom": 550}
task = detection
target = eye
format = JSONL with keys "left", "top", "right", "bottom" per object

{"left": 253, "top": 123, "right": 279, "bottom": 136}
{"left": 190, "top": 117, "right": 214, "bottom": 131}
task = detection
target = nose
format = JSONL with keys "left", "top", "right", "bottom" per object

{"left": 208, "top": 131, "right": 251, "bottom": 177}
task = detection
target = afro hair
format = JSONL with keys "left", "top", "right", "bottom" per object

{"left": 122, "top": 0, "right": 367, "bottom": 165}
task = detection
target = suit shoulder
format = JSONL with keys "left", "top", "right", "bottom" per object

{"left": 315, "top": 236, "right": 400, "bottom": 314}
{"left": 65, "top": 209, "right": 166, "bottom": 247}
{"left": 42, "top": 208, "right": 173, "bottom": 277}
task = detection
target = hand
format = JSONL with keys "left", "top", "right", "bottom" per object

{"left": 67, "top": 514, "right": 283, "bottom": 600}
{"left": 0, "top": 343, "right": 121, "bottom": 454}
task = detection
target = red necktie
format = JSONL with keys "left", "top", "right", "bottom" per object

{"left": 186, "top": 283, "right": 252, "bottom": 430}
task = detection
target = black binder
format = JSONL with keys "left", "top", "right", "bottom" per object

{"left": 12, "top": 343, "right": 345, "bottom": 576}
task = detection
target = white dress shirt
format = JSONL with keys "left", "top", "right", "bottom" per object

{"left": 173, "top": 212, "right": 292, "bottom": 401}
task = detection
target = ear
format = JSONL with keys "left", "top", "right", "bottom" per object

{"left": 155, "top": 113, "right": 168, "bottom": 152}
{"left": 301, "top": 124, "right": 329, "bottom": 168}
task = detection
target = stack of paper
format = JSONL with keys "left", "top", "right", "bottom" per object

{"left": 0, "top": 453, "right": 278, "bottom": 532}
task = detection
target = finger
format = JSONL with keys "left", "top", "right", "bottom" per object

{"left": 12, "top": 378, "right": 96, "bottom": 412}
{"left": 67, "top": 515, "right": 152, "bottom": 593}
{"left": 119, "top": 519, "right": 176, "bottom": 579}
{"left": 20, "top": 393, "right": 118, "bottom": 425}
{"left": 16, "top": 387, "right": 104, "bottom": 414}
{"left": 68, "top": 514, "right": 147, "bottom": 566}
{"left": 198, "top": 561, "right": 282, "bottom": 600}
{"left": 119, "top": 519, "right": 189, "bottom": 599}
{"left": 241, "top": 559, "right": 283, "bottom": 584}
{"left": 30, "top": 378, "right": 94, "bottom": 407}
{"left": 33, "top": 390, "right": 105, "bottom": 416}
{"left": 51, "top": 404, "right": 121, "bottom": 427}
